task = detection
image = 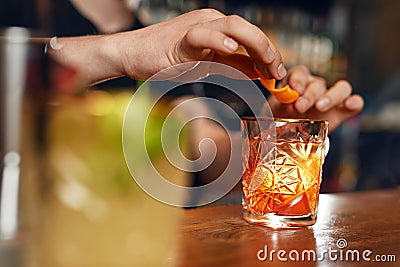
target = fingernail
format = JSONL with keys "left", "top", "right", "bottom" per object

{"left": 266, "top": 46, "right": 275, "bottom": 62}
{"left": 296, "top": 97, "right": 309, "bottom": 113}
{"left": 316, "top": 97, "right": 330, "bottom": 111}
{"left": 277, "top": 64, "right": 287, "bottom": 79}
{"left": 223, "top": 38, "right": 238, "bottom": 52}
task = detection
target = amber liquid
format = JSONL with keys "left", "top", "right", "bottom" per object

{"left": 242, "top": 140, "right": 323, "bottom": 219}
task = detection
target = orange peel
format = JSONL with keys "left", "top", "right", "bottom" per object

{"left": 254, "top": 63, "right": 299, "bottom": 104}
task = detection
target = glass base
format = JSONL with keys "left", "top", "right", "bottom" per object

{"left": 243, "top": 209, "right": 317, "bottom": 229}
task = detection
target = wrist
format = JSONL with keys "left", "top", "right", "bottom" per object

{"left": 96, "top": 34, "right": 126, "bottom": 81}
{"left": 112, "top": 30, "right": 148, "bottom": 81}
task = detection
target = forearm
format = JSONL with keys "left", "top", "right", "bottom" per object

{"left": 48, "top": 34, "right": 127, "bottom": 85}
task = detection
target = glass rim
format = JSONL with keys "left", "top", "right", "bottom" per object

{"left": 240, "top": 116, "right": 328, "bottom": 125}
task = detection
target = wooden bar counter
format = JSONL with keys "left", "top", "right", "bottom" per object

{"left": 177, "top": 188, "right": 400, "bottom": 267}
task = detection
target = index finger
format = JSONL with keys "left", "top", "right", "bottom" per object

{"left": 202, "top": 15, "right": 286, "bottom": 80}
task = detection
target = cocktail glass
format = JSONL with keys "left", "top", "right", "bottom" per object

{"left": 241, "top": 117, "right": 329, "bottom": 228}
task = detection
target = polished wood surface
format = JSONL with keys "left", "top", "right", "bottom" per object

{"left": 177, "top": 189, "right": 400, "bottom": 267}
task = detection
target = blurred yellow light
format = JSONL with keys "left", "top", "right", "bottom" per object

{"left": 85, "top": 90, "right": 114, "bottom": 116}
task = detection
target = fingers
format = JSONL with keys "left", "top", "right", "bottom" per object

{"left": 314, "top": 80, "right": 364, "bottom": 115}
{"left": 344, "top": 94, "right": 364, "bottom": 112}
{"left": 315, "top": 80, "right": 352, "bottom": 112}
{"left": 284, "top": 65, "right": 311, "bottom": 94}
{"left": 286, "top": 69, "right": 364, "bottom": 117}
{"left": 181, "top": 26, "right": 259, "bottom": 79}
{"left": 270, "top": 64, "right": 364, "bottom": 131}
{"left": 212, "top": 53, "right": 258, "bottom": 79}
{"left": 198, "top": 14, "right": 287, "bottom": 80}
{"left": 325, "top": 95, "right": 364, "bottom": 132}
{"left": 294, "top": 77, "right": 327, "bottom": 113}
{"left": 180, "top": 27, "right": 239, "bottom": 59}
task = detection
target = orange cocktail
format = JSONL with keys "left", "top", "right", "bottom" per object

{"left": 241, "top": 118, "right": 328, "bottom": 228}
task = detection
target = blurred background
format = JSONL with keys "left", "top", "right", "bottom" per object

{"left": 1, "top": 0, "right": 400, "bottom": 191}
{"left": 1, "top": 0, "right": 400, "bottom": 265}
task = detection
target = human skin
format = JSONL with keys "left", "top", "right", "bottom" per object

{"left": 47, "top": 8, "right": 363, "bottom": 130}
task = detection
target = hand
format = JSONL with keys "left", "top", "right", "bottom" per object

{"left": 268, "top": 65, "right": 364, "bottom": 132}
{"left": 114, "top": 9, "right": 287, "bottom": 81}
{"left": 51, "top": 9, "right": 287, "bottom": 85}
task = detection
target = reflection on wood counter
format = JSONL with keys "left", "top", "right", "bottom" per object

{"left": 177, "top": 189, "right": 400, "bottom": 267}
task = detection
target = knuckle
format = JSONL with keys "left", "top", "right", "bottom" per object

{"left": 289, "top": 65, "right": 310, "bottom": 79}
{"left": 227, "top": 14, "right": 244, "bottom": 22}
{"left": 290, "top": 77, "right": 306, "bottom": 87}
{"left": 306, "top": 79, "right": 326, "bottom": 100}
{"left": 296, "top": 65, "right": 309, "bottom": 73}
{"left": 248, "top": 23, "right": 268, "bottom": 45}
{"left": 253, "top": 32, "right": 272, "bottom": 59}
{"left": 314, "top": 76, "right": 327, "bottom": 87}
{"left": 194, "top": 8, "right": 223, "bottom": 19}
{"left": 307, "top": 90, "right": 319, "bottom": 101}
{"left": 184, "top": 27, "right": 199, "bottom": 42}
{"left": 207, "top": 8, "right": 224, "bottom": 16}
{"left": 336, "top": 80, "right": 352, "bottom": 93}
{"left": 273, "top": 48, "right": 283, "bottom": 61}
{"left": 224, "top": 14, "right": 244, "bottom": 31}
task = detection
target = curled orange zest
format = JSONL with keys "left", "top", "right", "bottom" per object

{"left": 254, "top": 63, "right": 299, "bottom": 104}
